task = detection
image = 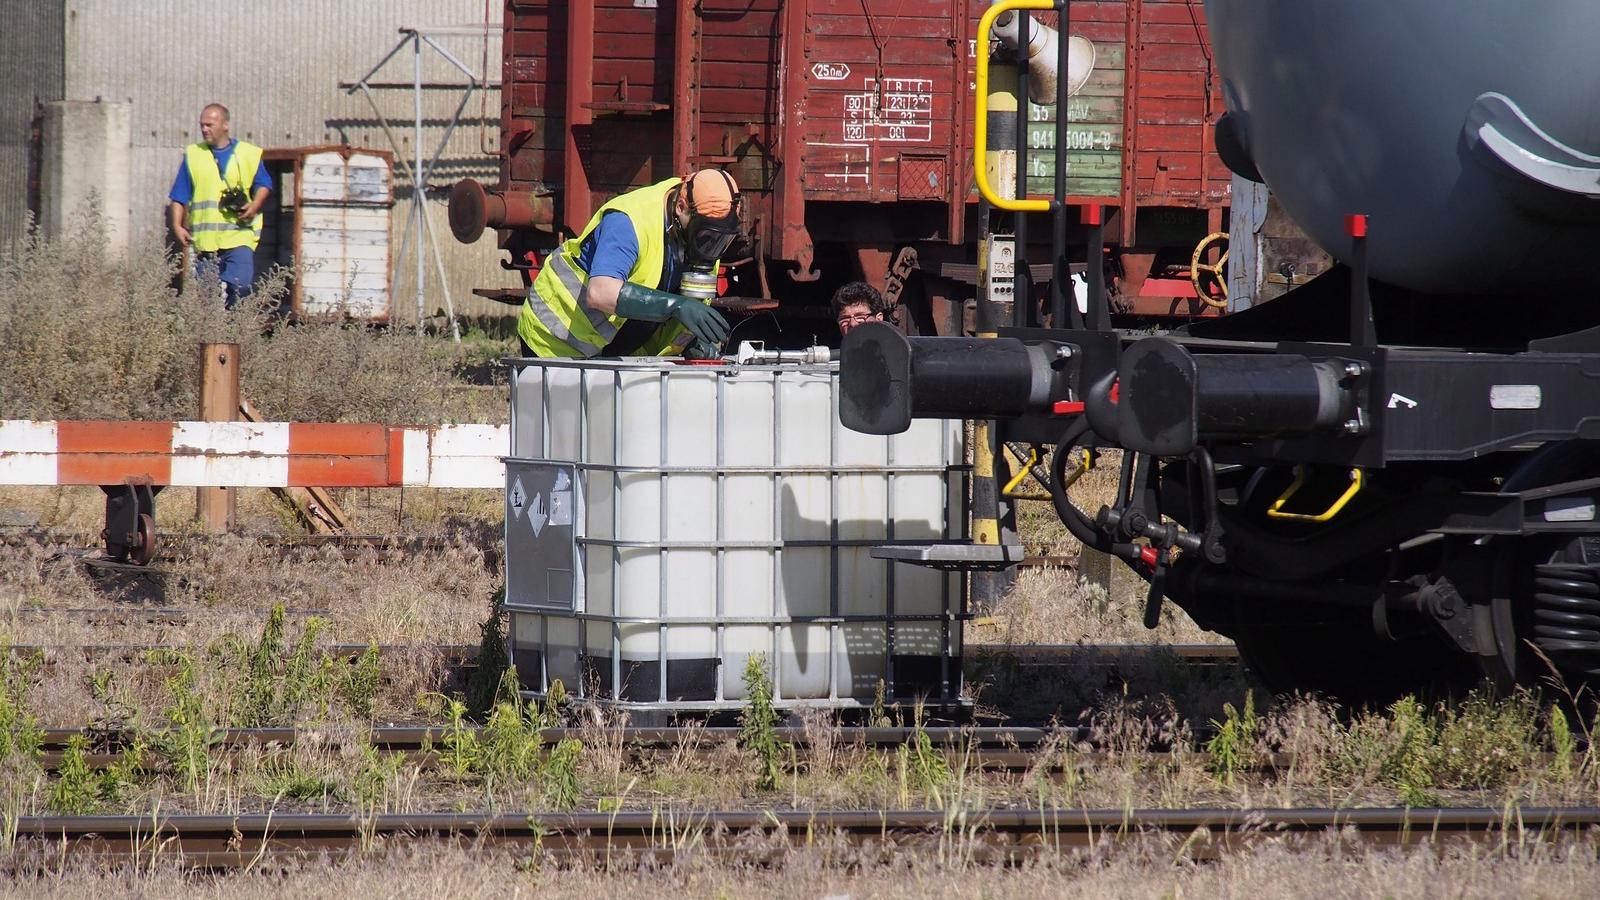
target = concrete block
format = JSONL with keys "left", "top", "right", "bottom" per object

{"left": 40, "top": 99, "right": 132, "bottom": 255}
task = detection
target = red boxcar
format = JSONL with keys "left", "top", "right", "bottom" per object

{"left": 451, "top": 0, "right": 1231, "bottom": 332}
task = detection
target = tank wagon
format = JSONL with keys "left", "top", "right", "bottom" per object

{"left": 449, "top": 0, "right": 1237, "bottom": 334}
{"left": 843, "top": 0, "right": 1600, "bottom": 700}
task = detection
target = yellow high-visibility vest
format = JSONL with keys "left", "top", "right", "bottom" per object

{"left": 519, "top": 178, "right": 701, "bottom": 358}
{"left": 184, "top": 140, "right": 264, "bottom": 252}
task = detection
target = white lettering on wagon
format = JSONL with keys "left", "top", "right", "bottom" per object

{"left": 843, "top": 77, "right": 933, "bottom": 144}
{"left": 812, "top": 62, "right": 851, "bottom": 81}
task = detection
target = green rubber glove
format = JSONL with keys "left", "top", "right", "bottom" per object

{"left": 683, "top": 338, "right": 722, "bottom": 360}
{"left": 615, "top": 282, "right": 730, "bottom": 346}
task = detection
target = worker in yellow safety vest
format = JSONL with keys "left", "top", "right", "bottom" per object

{"left": 518, "top": 169, "right": 741, "bottom": 358}
{"left": 169, "top": 103, "right": 271, "bottom": 309}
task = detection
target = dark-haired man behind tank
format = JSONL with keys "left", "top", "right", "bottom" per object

{"left": 832, "top": 281, "right": 892, "bottom": 338}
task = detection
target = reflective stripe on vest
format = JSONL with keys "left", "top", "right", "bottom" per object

{"left": 185, "top": 141, "right": 264, "bottom": 252}
{"left": 518, "top": 178, "right": 680, "bottom": 358}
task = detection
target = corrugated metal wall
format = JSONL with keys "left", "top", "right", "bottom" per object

{"left": 0, "top": 1, "right": 66, "bottom": 250}
{"left": 54, "top": 1, "right": 521, "bottom": 320}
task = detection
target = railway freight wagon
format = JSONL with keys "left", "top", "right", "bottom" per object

{"left": 448, "top": 0, "right": 1234, "bottom": 335}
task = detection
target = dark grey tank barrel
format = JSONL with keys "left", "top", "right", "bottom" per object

{"left": 1204, "top": 0, "right": 1600, "bottom": 296}
{"left": 839, "top": 323, "right": 1056, "bottom": 435}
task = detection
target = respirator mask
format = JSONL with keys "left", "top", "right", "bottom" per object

{"left": 675, "top": 172, "right": 743, "bottom": 265}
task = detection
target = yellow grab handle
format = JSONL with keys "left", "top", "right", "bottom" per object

{"left": 974, "top": 0, "right": 1054, "bottom": 213}
{"left": 1266, "top": 467, "right": 1364, "bottom": 523}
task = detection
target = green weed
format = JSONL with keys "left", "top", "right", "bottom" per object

{"left": 739, "top": 654, "right": 787, "bottom": 791}
{"left": 47, "top": 735, "right": 100, "bottom": 815}
{"left": 353, "top": 744, "right": 408, "bottom": 812}
{"left": 542, "top": 739, "right": 584, "bottom": 809}
{"left": 1550, "top": 705, "right": 1577, "bottom": 784}
{"left": 1386, "top": 697, "right": 1439, "bottom": 806}
{"left": 897, "top": 708, "right": 953, "bottom": 803}
{"left": 259, "top": 757, "right": 340, "bottom": 804}
{"left": 466, "top": 587, "right": 511, "bottom": 716}
{"left": 0, "top": 651, "right": 43, "bottom": 764}
{"left": 435, "top": 696, "right": 482, "bottom": 779}
{"left": 1205, "top": 690, "right": 1259, "bottom": 787}
{"left": 149, "top": 651, "right": 220, "bottom": 793}
{"left": 47, "top": 734, "right": 144, "bottom": 814}
{"left": 340, "top": 642, "right": 383, "bottom": 720}
{"left": 480, "top": 668, "right": 543, "bottom": 782}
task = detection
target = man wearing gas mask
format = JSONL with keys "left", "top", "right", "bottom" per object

{"left": 518, "top": 169, "right": 741, "bottom": 359}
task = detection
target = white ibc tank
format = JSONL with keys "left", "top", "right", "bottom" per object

{"left": 504, "top": 357, "right": 967, "bottom": 711}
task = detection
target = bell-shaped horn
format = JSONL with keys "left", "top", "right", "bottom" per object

{"left": 991, "top": 10, "right": 1097, "bottom": 106}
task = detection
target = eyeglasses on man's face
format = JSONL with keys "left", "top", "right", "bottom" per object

{"left": 838, "top": 312, "right": 882, "bottom": 326}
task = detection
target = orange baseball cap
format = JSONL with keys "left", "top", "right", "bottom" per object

{"left": 686, "top": 169, "right": 738, "bottom": 218}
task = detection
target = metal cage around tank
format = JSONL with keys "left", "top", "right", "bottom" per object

{"left": 504, "top": 356, "right": 971, "bottom": 713}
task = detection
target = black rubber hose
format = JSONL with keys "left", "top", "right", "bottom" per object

{"left": 1051, "top": 421, "right": 1140, "bottom": 561}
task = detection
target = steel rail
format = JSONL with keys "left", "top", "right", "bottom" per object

{"left": 38, "top": 724, "right": 1085, "bottom": 754}
{"left": 6, "top": 639, "right": 1237, "bottom": 667}
{"left": 14, "top": 806, "right": 1599, "bottom": 867}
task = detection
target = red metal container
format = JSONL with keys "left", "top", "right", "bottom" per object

{"left": 461, "top": 0, "right": 1231, "bottom": 327}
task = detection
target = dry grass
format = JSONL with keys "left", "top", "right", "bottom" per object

{"left": 5, "top": 837, "right": 1600, "bottom": 898}
{"left": 1, "top": 530, "right": 497, "bottom": 726}
{"left": 0, "top": 210, "right": 499, "bottom": 425}
{"left": 974, "top": 566, "right": 1223, "bottom": 647}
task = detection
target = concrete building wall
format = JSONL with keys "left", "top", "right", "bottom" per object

{"left": 46, "top": 1, "right": 520, "bottom": 320}
{"left": 0, "top": 1, "right": 66, "bottom": 250}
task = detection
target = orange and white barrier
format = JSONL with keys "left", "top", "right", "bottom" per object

{"left": 0, "top": 420, "right": 507, "bottom": 489}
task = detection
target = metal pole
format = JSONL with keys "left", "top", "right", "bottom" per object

{"left": 412, "top": 30, "right": 426, "bottom": 327}
{"left": 1012, "top": 10, "right": 1031, "bottom": 329}
{"left": 1051, "top": 0, "right": 1076, "bottom": 329}
{"left": 1348, "top": 214, "right": 1375, "bottom": 345}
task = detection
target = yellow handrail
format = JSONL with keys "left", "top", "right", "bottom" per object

{"left": 1266, "top": 466, "right": 1364, "bottom": 523}
{"left": 974, "top": 0, "right": 1055, "bottom": 213}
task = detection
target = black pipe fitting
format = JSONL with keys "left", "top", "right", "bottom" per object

{"left": 839, "top": 323, "right": 1065, "bottom": 435}
{"left": 1118, "top": 337, "right": 1362, "bottom": 456}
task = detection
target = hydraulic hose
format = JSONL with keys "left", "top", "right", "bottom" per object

{"left": 1050, "top": 420, "right": 1140, "bottom": 561}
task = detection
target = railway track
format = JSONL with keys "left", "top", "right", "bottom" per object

{"left": 33, "top": 724, "right": 1104, "bottom": 772}
{"left": 12, "top": 806, "right": 1596, "bottom": 867}
{"left": 3, "top": 636, "right": 1237, "bottom": 666}
{"left": 4, "top": 530, "right": 1081, "bottom": 572}
{"left": 3, "top": 531, "right": 1088, "bottom": 566}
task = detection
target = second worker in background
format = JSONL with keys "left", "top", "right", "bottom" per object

{"left": 168, "top": 103, "right": 272, "bottom": 309}
{"left": 519, "top": 169, "right": 741, "bottom": 359}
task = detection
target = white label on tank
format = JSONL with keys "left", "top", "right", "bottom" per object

{"left": 1490, "top": 384, "right": 1542, "bottom": 409}
{"left": 549, "top": 469, "right": 573, "bottom": 526}
{"left": 509, "top": 476, "right": 527, "bottom": 521}
{"left": 1544, "top": 498, "right": 1596, "bottom": 523}
{"left": 528, "top": 492, "right": 547, "bottom": 538}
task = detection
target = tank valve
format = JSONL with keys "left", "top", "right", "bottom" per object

{"left": 734, "top": 341, "right": 835, "bottom": 365}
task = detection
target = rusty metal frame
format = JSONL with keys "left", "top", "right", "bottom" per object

{"left": 947, "top": 0, "right": 969, "bottom": 246}
{"left": 672, "top": 0, "right": 697, "bottom": 177}
{"left": 1119, "top": 0, "right": 1142, "bottom": 248}
{"left": 563, "top": 0, "right": 595, "bottom": 234}
{"left": 775, "top": 0, "right": 817, "bottom": 279}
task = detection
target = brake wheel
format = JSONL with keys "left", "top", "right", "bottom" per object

{"left": 129, "top": 513, "right": 156, "bottom": 566}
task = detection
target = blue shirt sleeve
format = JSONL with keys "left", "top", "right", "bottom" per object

{"left": 577, "top": 212, "right": 639, "bottom": 282}
{"left": 169, "top": 160, "right": 193, "bottom": 205}
{"left": 252, "top": 160, "right": 272, "bottom": 194}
